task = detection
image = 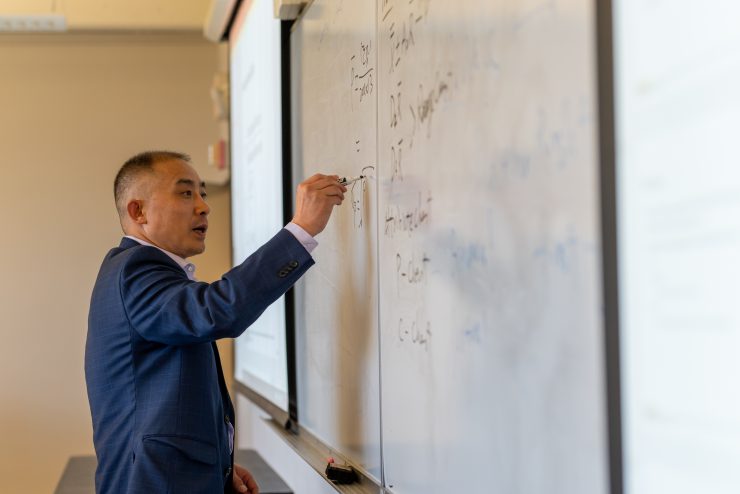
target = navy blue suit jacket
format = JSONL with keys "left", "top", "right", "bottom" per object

{"left": 85, "top": 229, "right": 313, "bottom": 493}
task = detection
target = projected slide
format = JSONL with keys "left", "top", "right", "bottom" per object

{"left": 230, "top": 0, "right": 287, "bottom": 410}
{"left": 613, "top": 2, "right": 740, "bottom": 493}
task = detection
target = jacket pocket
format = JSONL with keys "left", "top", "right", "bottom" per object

{"left": 141, "top": 433, "right": 218, "bottom": 465}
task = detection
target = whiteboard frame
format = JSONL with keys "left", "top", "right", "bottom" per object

{"left": 596, "top": 1, "right": 624, "bottom": 493}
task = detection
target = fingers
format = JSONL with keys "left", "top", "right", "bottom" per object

{"left": 304, "top": 173, "right": 340, "bottom": 186}
{"left": 292, "top": 172, "right": 350, "bottom": 235}
{"left": 245, "top": 475, "right": 259, "bottom": 494}
{"left": 297, "top": 175, "right": 345, "bottom": 200}
{"left": 233, "top": 464, "right": 260, "bottom": 494}
{"left": 233, "top": 475, "right": 258, "bottom": 494}
{"left": 327, "top": 188, "right": 346, "bottom": 202}
{"left": 232, "top": 475, "right": 247, "bottom": 493}
{"left": 315, "top": 176, "right": 342, "bottom": 188}
{"left": 303, "top": 174, "right": 348, "bottom": 190}
{"left": 320, "top": 182, "right": 345, "bottom": 198}
{"left": 310, "top": 175, "right": 346, "bottom": 193}
{"left": 321, "top": 183, "right": 347, "bottom": 198}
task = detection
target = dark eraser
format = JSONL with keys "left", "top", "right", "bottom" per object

{"left": 325, "top": 462, "right": 358, "bottom": 484}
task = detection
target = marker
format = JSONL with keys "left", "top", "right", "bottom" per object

{"left": 338, "top": 175, "right": 365, "bottom": 186}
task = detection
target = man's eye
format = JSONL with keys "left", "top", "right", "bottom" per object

{"left": 201, "top": 192, "right": 208, "bottom": 199}
{"left": 182, "top": 191, "right": 192, "bottom": 197}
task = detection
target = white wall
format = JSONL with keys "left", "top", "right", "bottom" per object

{"left": 0, "top": 33, "right": 232, "bottom": 493}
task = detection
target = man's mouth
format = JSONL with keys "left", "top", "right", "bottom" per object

{"left": 192, "top": 225, "right": 208, "bottom": 236}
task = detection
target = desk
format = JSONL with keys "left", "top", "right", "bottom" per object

{"left": 54, "top": 449, "right": 293, "bottom": 494}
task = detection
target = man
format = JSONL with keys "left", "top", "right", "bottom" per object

{"left": 85, "top": 151, "right": 346, "bottom": 493}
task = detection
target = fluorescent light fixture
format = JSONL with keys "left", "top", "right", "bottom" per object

{"left": 0, "top": 14, "right": 67, "bottom": 32}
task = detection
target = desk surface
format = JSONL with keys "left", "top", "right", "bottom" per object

{"left": 55, "top": 449, "right": 293, "bottom": 494}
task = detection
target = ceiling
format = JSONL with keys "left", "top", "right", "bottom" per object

{"left": 0, "top": 0, "right": 214, "bottom": 31}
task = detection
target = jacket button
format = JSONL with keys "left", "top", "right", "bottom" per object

{"left": 278, "top": 269, "right": 288, "bottom": 278}
{"left": 289, "top": 260, "right": 299, "bottom": 268}
{"left": 225, "top": 415, "right": 230, "bottom": 424}
{"left": 225, "top": 466, "right": 232, "bottom": 477}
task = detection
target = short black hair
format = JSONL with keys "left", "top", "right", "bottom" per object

{"left": 113, "top": 150, "right": 190, "bottom": 219}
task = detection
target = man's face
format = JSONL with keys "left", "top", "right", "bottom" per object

{"left": 139, "top": 159, "right": 210, "bottom": 259}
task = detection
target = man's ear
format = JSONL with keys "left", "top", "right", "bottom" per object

{"left": 127, "top": 200, "right": 147, "bottom": 225}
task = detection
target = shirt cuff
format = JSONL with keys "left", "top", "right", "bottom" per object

{"left": 284, "top": 222, "right": 319, "bottom": 254}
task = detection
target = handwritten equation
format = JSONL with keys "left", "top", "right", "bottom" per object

{"left": 397, "top": 317, "right": 432, "bottom": 351}
{"left": 384, "top": 0, "right": 453, "bottom": 186}
{"left": 381, "top": 0, "right": 446, "bottom": 352}
{"left": 346, "top": 40, "right": 376, "bottom": 230}
{"left": 384, "top": 190, "right": 432, "bottom": 237}
{"left": 349, "top": 165, "right": 375, "bottom": 229}
{"left": 350, "top": 40, "right": 375, "bottom": 109}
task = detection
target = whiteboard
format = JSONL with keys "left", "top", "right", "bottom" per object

{"left": 290, "top": 0, "right": 381, "bottom": 481}
{"left": 613, "top": 1, "right": 740, "bottom": 493}
{"left": 377, "top": 1, "right": 607, "bottom": 492}
{"left": 230, "top": 0, "right": 289, "bottom": 410}
{"left": 287, "top": 0, "right": 609, "bottom": 492}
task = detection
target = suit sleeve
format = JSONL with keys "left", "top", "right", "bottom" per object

{"left": 121, "top": 228, "right": 314, "bottom": 345}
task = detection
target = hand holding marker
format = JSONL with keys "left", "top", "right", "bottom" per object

{"left": 337, "top": 175, "right": 365, "bottom": 186}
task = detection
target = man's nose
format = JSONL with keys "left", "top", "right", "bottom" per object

{"left": 197, "top": 194, "right": 210, "bottom": 215}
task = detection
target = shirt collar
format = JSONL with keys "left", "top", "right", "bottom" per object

{"left": 124, "top": 235, "right": 197, "bottom": 281}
